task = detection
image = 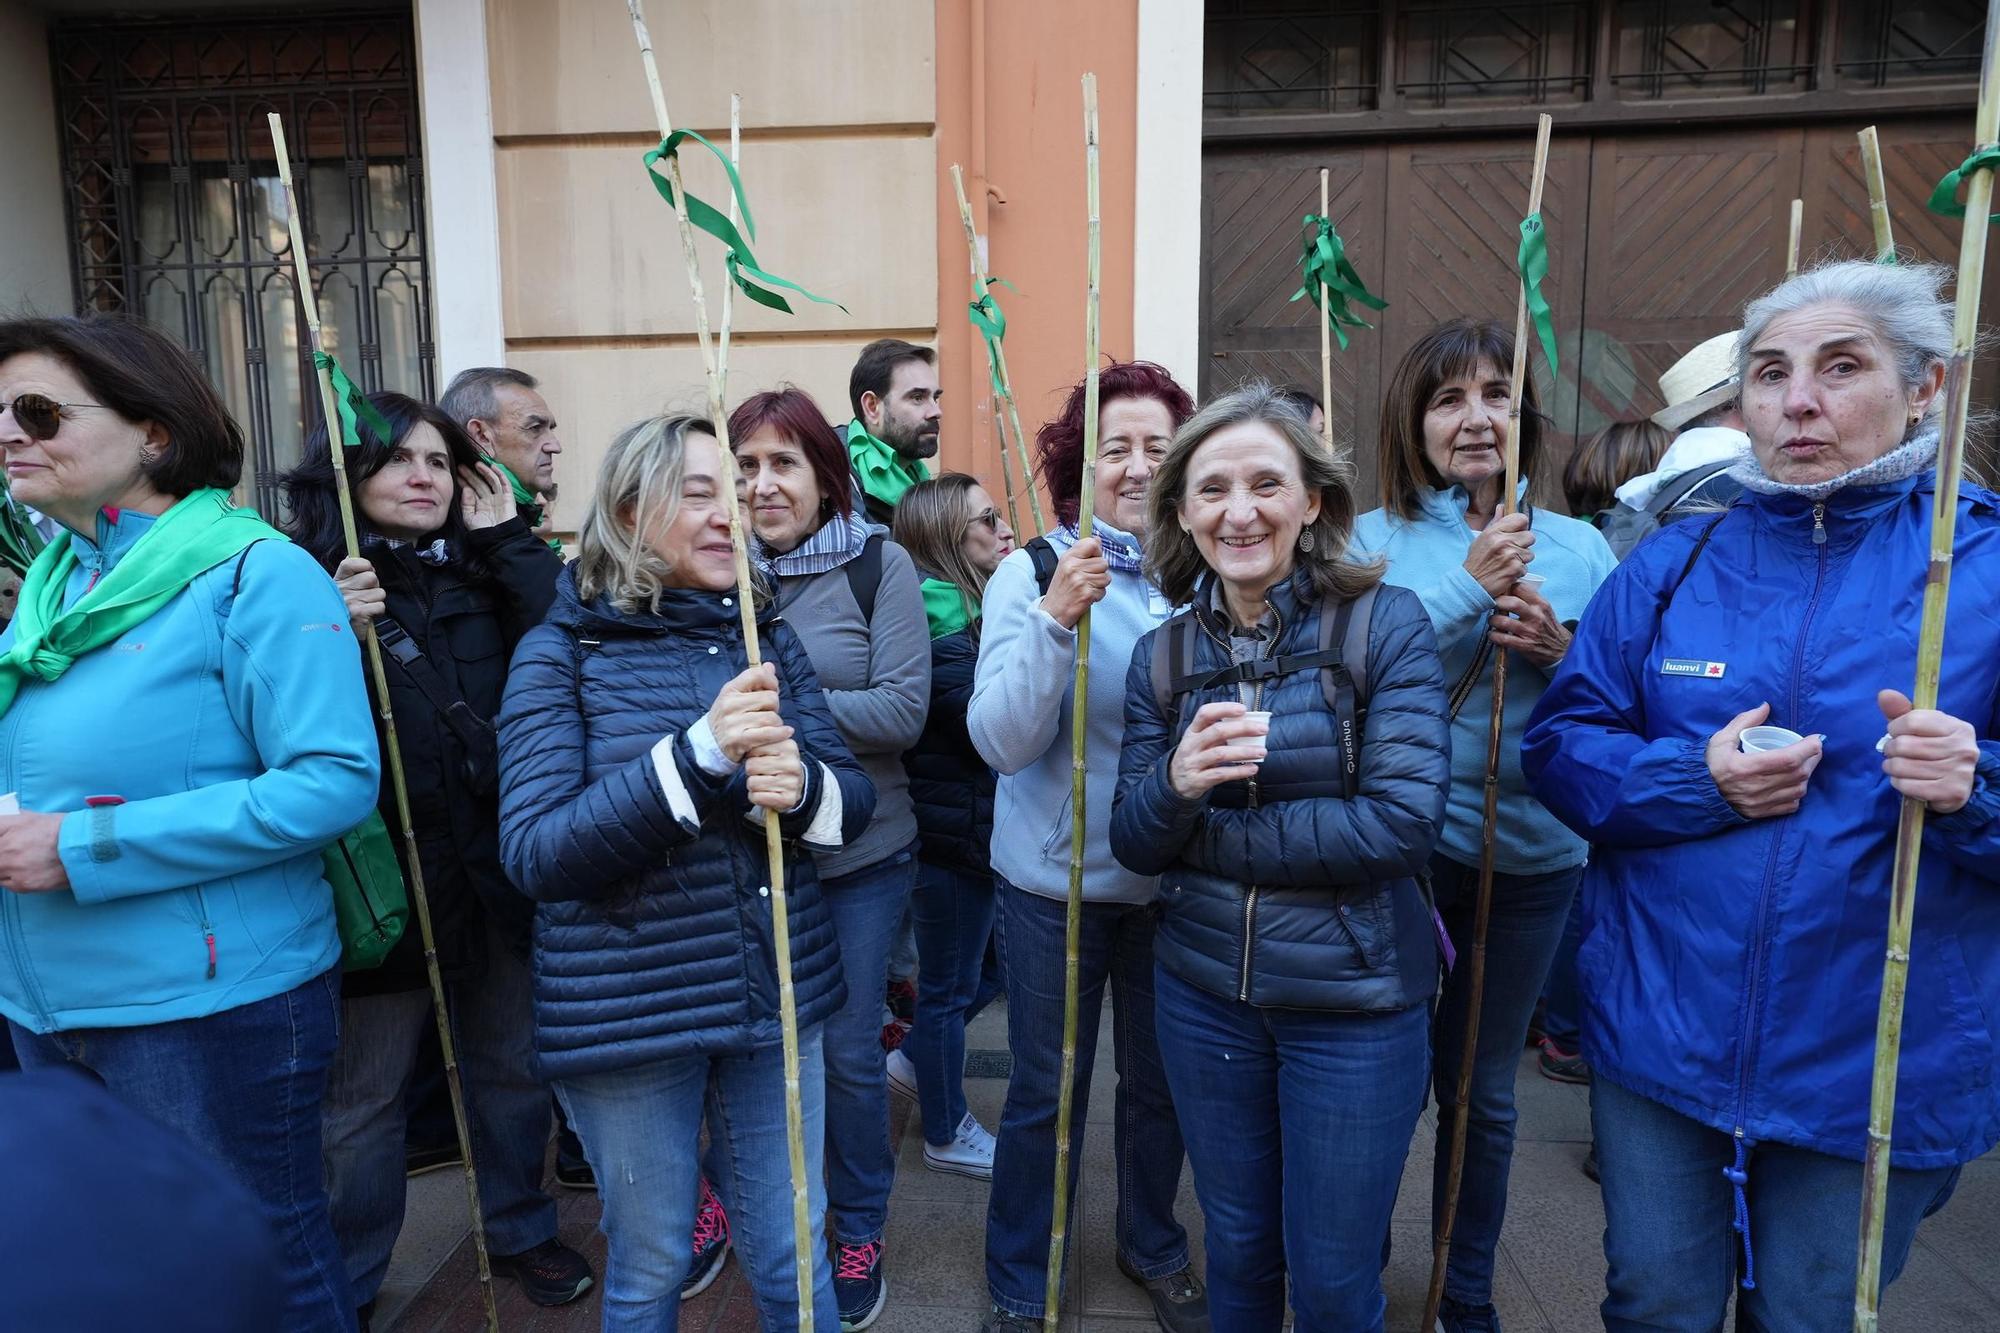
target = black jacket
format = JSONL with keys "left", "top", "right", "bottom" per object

{"left": 496, "top": 568, "right": 874, "bottom": 1079}
{"left": 346, "top": 518, "right": 561, "bottom": 997}
{"left": 902, "top": 625, "right": 993, "bottom": 875}
{"left": 1111, "top": 572, "right": 1450, "bottom": 1012}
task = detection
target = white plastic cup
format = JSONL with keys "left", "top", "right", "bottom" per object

{"left": 1739, "top": 725, "right": 1805, "bottom": 754}
{"left": 0, "top": 793, "right": 17, "bottom": 816}
{"left": 1514, "top": 573, "right": 1546, "bottom": 596}
{"left": 1239, "top": 710, "right": 1273, "bottom": 760}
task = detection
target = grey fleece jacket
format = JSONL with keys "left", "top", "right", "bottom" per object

{"left": 774, "top": 539, "right": 930, "bottom": 879}
{"left": 969, "top": 524, "right": 1176, "bottom": 905}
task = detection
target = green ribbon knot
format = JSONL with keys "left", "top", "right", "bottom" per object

{"left": 1290, "top": 214, "right": 1388, "bottom": 351}
{"left": 1927, "top": 145, "right": 2000, "bottom": 220}
{"left": 1517, "top": 214, "right": 1560, "bottom": 376}
{"left": 643, "top": 130, "right": 846, "bottom": 316}
{"left": 312, "top": 352, "right": 395, "bottom": 449}
{"left": 967, "top": 278, "right": 1019, "bottom": 396}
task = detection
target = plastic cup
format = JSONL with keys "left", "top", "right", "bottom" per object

{"left": 1740, "top": 725, "right": 1804, "bottom": 754}
{"left": 0, "top": 793, "right": 16, "bottom": 817}
{"left": 1240, "top": 710, "right": 1273, "bottom": 760}
{"left": 1514, "top": 573, "right": 1546, "bottom": 596}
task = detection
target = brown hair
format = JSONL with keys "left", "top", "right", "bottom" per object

{"left": 1377, "top": 319, "right": 1545, "bottom": 521}
{"left": 1563, "top": 418, "right": 1671, "bottom": 516}
{"left": 1146, "top": 381, "right": 1383, "bottom": 608}
{"left": 848, "top": 339, "right": 936, "bottom": 422}
{"left": 891, "top": 473, "right": 993, "bottom": 627}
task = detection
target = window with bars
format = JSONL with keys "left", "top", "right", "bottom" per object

{"left": 1204, "top": 0, "right": 1382, "bottom": 114}
{"left": 51, "top": 12, "right": 434, "bottom": 515}
{"left": 1609, "top": 0, "right": 1811, "bottom": 98}
{"left": 1396, "top": 0, "right": 1594, "bottom": 107}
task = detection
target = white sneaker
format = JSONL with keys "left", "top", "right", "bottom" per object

{"left": 923, "top": 1113, "right": 996, "bottom": 1180}
{"left": 885, "top": 1047, "right": 918, "bottom": 1102}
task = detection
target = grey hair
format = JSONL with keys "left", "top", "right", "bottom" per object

{"left": 574, "top": 413, "right": 715, "bottom": 614}
{"left": 1739, "top": 260, "right": 1953, "bottom": 422}
{"left": 440, "top": 366, "right": 539, "bottom": 431}
{"left": 1145, "top": 380, "right": 1384, "bottom": 608}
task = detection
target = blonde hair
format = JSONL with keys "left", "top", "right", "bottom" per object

{"left": 574, "top": 413, "right": 715, "bottom": 614}
{"left": 891, "top": 474, "right": 994, "bottom": 624}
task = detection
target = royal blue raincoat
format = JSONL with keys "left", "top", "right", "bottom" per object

{"left": 1522, "top": 472, "right": 2000, "bottom": 1170}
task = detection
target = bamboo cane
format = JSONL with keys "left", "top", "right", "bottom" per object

{"left": 1421, "top": 111, "right": 1553, "bottom": 1333}
{"left": 1319, "top": 167, "right": 1335, "bottom": 454}
{"left": 949, "top": 164, "right": 1046, "bottom": 534}
{"left": 717, "top": 92, "right": 741, "bottom": 396}
{"left": 621, "top": 5, "right": 816, "bottom": 1325}
{"left": 1854, "top": 14, "right": 2000, "bottom": 1327}
{"left": 1859, "top": 126, "right": 1897, "bottom": 262}
{"left": 1043, "top": 72, "right": 1100, "bottom": 1333}
{"left": 1787, "top": 197, "right": 1804, "bottom": 278}
{"left": 266, "top": 112, "right": 501, "bottom": 1333}
{"left": 951, "top": 163, "right": 1028, "bottom": 536}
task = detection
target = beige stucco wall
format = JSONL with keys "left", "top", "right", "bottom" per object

{"left": 486, "top": 0, "right": 938, "bottom": 528}
{"left": 0, "top": 2, "right": 74, "bottom": 315}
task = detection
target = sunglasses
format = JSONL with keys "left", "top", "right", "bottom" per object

{"left": 2, "top": 393, "right": 111, "bottom": 442}
{"left": 966, "top": 507, "right": 1002, "bottom": 534}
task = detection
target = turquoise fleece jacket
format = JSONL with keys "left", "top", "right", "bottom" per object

{"left": 1353, "top": 486, "right": 1616, "bottom": 874}
{"left": 0, "top": 510, "right": 380, "bottom": 1032}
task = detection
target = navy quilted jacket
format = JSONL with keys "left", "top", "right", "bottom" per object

{"left": 1112, "top": 571, "right": 1450, "bottom": 1012}
{"left": 497, "top": 568, "right": 874, "bottom": 1079}
{"left": 902, "top": 625, "right": 994, "bottom": 876}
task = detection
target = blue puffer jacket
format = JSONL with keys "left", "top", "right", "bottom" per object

{"left": 496, "top": 568, "right": 874, "bottom": 1081}
{"left": 902, "top": 626, "right": 993, "bottom": 876}
{"left": 1111, "top": 571, "right": 1450, "bottom": 1011}
{"left": 1523, "top": 473, "right": 2000, "bottom": 1169}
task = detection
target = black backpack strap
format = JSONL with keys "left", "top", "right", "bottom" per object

{"left": 1026, "top": 535, "right": 1060, "bottom": 597}
{"left": 372, "top": 614, "right": 499, "bottom": 783}
{"left": 1150, "top": 611, "right": 1198, "bottom": 726}
{"left": 1662, "top": 510, "right": 1730, "bottom": 612}
{"left": 1647, "top": 459, "right": 1737, "bottom": 518}
{"left": 845, "top": 532, "right": 885, "bottom": 621}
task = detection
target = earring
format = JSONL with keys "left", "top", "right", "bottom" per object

{"left": 1298, "top": 528, "right": 1315, "bottom": 553}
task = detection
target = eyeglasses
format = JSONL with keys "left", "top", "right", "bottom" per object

{"left": 1, "top": 393, "right": 110, "bottom": 442}
{"left": 965, "top": 507, "right": 1001, "bottom": 535}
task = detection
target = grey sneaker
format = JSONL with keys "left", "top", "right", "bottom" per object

{"left": 1116, "top": 1259, "right": 1211, "bottom": 1333}
{"left": 978, "top": 1309, "right": 1041, "bottom": 1333}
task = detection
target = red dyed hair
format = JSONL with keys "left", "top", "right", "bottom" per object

{"left": 1035, "top": 361, "right": 1196, "bottom": 526}
{"left": 727, "top": 386, "right": 854, "bottom": 518}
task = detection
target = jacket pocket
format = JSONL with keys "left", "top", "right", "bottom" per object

{"left": 1332, "top": 888, "right": 1389, "bottom": 971}
{"left": 1038, "top": 799, "right": 1074, "bottom": 865}
{"left": 1933, "top": 930, "right": 1996, "bottom": 1095}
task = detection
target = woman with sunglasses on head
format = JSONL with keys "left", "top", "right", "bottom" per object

{"left": 727, "top": 386, "right": 929, "bottom": 1329}
{"left": 0, "top": 315, "right": 379, "bottom": 1330}
{"left": 279, "top": 393, "right": 592, "bottom": 1322}
{"left": 888, "top": 474, "right": 1014, "bottom": 1180}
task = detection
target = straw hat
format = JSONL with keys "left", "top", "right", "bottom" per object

{"left": 1652, "top": 331, "right": 1742, "bottom": 431}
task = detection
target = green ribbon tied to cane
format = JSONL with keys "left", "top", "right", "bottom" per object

{"left": 312, "top": 352, "right": 395, "bottom": 449}
{"left": 1517, "top": 214, "right": 1560, "bottom": 376}
{"left": 1927, "top": 145, "right": 2000, "bottom": 221}
{"left": 1290, "top": 214, "right": 1388, "bottom": 351}
{"left": 643, "top": 130, "right": 846, "bottom": 315}
{"left": 967, "top": 278, "right": 1018, "bottom": 397}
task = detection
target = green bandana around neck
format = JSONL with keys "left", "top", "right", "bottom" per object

{"left": 917, "top": 576, "right": 975, "bottom": 640}
{"left": 491, "top": 460, "right": 561, "bottom": 552}
{"left": 846, "top": 419, "right": 929, "bottom": 510}
{"left": 0, "top": 489, "right": 286, "bottom": 718}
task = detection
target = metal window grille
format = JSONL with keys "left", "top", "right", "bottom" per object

{"left": 1836, "top": 0, "right": 1985, "bottom": 87}
{"left": 1204, "top": 0, "right": 1382, "bottom": 114}
{"left": 1394, "top": 0, "right": 1594, "bottom": 107}
{"left": 1609, "top": 0, "right": 1813, "bottom": 98}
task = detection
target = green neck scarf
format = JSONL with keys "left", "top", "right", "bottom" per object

{"left": 492, "top": 460, "right": 561, "bottom": 551}
{"left": 917, "top": 576, "right": 975, "bottom": 640}
{"left": 0, "top": 489, "right": 286, "bottom": 718}
{"left": 846, "top": 419, "right": 929, "bottom": 511}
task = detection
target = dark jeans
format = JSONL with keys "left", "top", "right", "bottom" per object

{"left": 1541, "top": 888, "right": 1586, "bottom": 1049}
{"left": 819, "top": 842, "right": 919, "bottom": 1245}
{"left": 907, "top": 860, "right": 1004, "bottom": 1145}
{"left": 10, "top": 971, "right": 355, "bottom": 1331}
{"left": 1427, "top": 852, "right": 1582, "bottom": 1308}
{"left": 1156, "top": 963, "right": 1429, "bottom": 1333}
{"left": 1592, "top": 1075, "right": 1960, "bottom": 1331}
{"left": 984, "top": 879, "right": 1190, "bottom": 1319}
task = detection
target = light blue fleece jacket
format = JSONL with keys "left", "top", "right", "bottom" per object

{"left": 1353, "top": 486, "right": 1616, "bottom": 874}
{"left": 0, "top": 510, "right": 380, "bottom": 1032}
{"left": 969, "top": 521, "right": 1175, "bottom": 905}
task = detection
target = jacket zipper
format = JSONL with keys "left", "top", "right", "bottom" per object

{"left": 1209, "top": 598, "right": 1281, "bottom": 1004}
{"left": 192, "top": 887, "right": 217, "bottom": 980}
{"left": 0, "top": 697, "right": 55, "bottom": 1029}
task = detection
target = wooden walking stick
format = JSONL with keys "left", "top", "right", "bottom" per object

{"left": 1859, "top": 126, "right": 1897, "bottom": 261}
{"left": 1421, "top": 111, "right": 1554, "bottom": 1333}
{"left": 1319, "top": 167, "right": 1335, "bottom": 453}
{"left": 266, "top": 112, "right": 501, "bottom": 1333}
{"left": 951, "top": 163, "right": 1030, "bottom": 536}
{"left": 1855, "top": 13, "right": 2000, "bottom": 1326}
{"left": 1044, "top": 72, "right": 1100, "bottom": 1333}
{"left": 623, "top": 5, "right": 817, "bottom": 1324}
{"left": 1787, "top": 197, "right": 1805, "bottom": 278}
{"left": 718, "top": 92, "right": 741, "bottom": 395}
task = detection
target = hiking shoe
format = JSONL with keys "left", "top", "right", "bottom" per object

{"left": 886, "top": 1045, "right": 919, "bottom": 1102}
{"left": 979, "top": 1310, "right": 1041, "bottom": 1333}
{"left": 491, "top": 1237, "right": 594, "bottom": 1306}
{"left": 923, "top": 1112, "right": 996, "bottom": 1180}
{"left": 682, "top": 1179, "right": 731, "bottom": 1300}
{"left": 1115, "top": 1258, "right": 1211, "bottom": 1333}
{"left": 1438, "top": 1297, "right": 1501, "bottom": 1333}
{"left": 1537, "top": 1037, "right": 1590, "bottom": 1085}
{"left": 834, "top": 1239, "right": 887, "bottom": 1330}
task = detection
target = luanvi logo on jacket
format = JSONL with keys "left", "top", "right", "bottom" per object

{"left": 1660, "top": 658, "right": 1727, "bottom": 678}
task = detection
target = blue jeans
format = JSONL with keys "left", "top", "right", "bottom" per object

{"left": 1540, "top": 888, "right": 1586, "bottom": 1049}
{"left": 1155, "top": 963, "right": 1428, "bottom": 1333}
{"left": 907, "top": 860, "right": 1004, "bottom": 1145}
{"left": 1591, "top": 1075, "right": 1960, "bottom": 1331}
{"left": 10, "top": 971, "right": 355, "bottom": 1331}
{"left": 321, "top": 919, "right": 559, "bottom": 1303}
{"left": 819, "top": 843, "right": 918, "bottom": 1245}
{"left": 556, "top": 1030, "right": 838, "bottom": 1331}
{"left": 985, "top": 879, "right": 1191, "bottom": 1318}
{"left": 1427, "top": 852, "right": 1582, "bottom": 1308}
